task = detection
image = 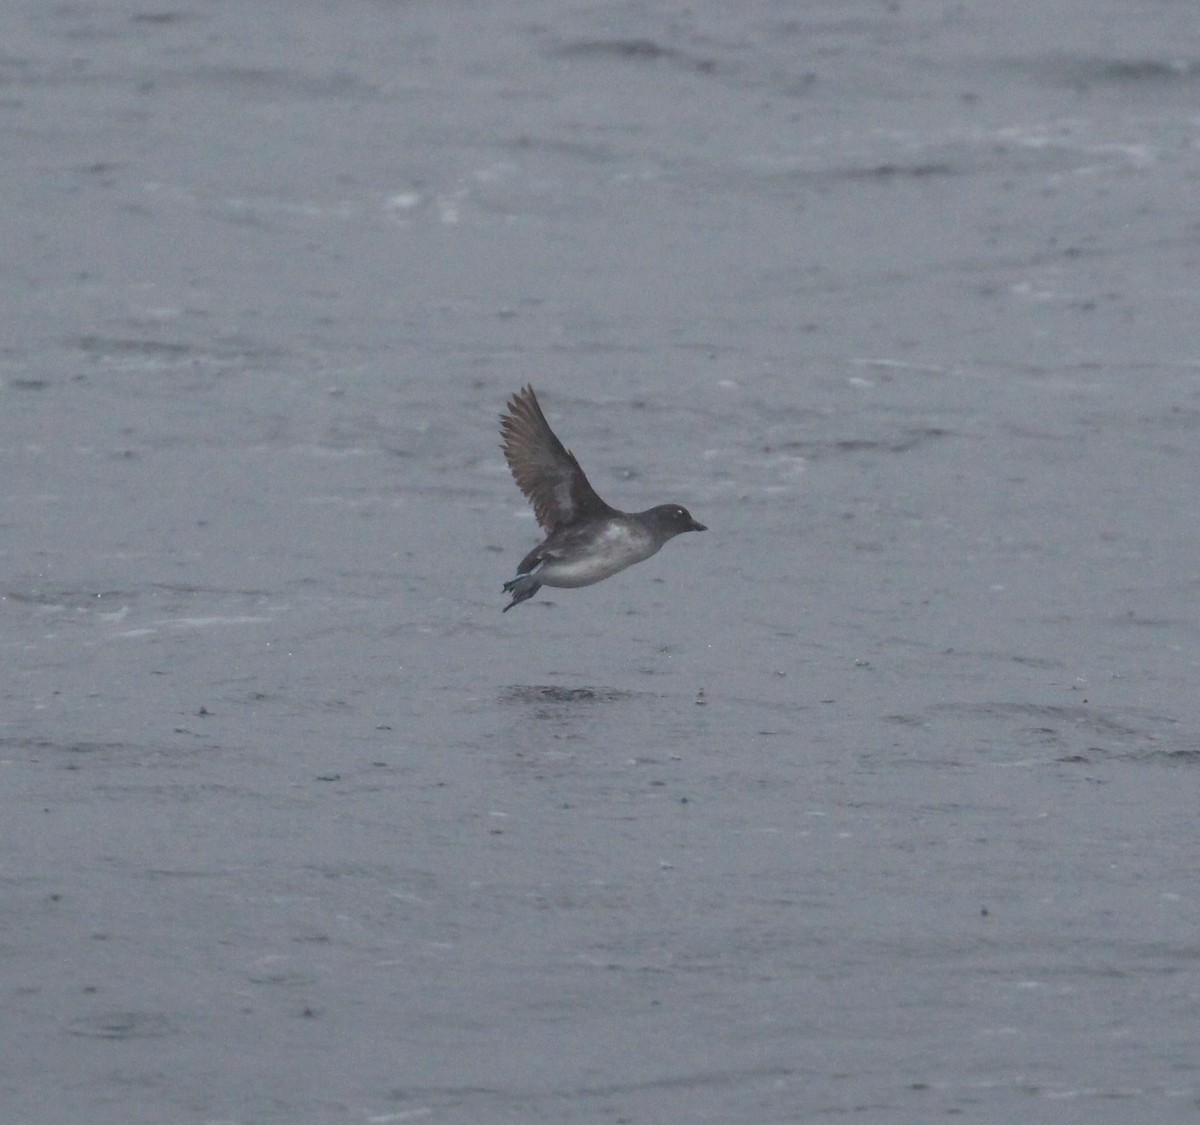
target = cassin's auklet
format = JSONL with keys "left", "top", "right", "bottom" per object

{"left": 499, "top": 385, "right": 705, "bottom": 611}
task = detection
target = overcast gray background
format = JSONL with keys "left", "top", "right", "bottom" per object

{"left": 3, "top": 1, "right": 1200, "bottom": 1122}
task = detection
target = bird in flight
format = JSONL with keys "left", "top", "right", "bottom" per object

{"left": 499, "top": 385, "right": 705, "bottom": 611}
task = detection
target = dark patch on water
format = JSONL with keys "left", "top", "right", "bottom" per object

{"left": 70, "top": 336, "right": 192, "bottom": 359}
{"left": 501, "top": 684, "right": 635, "bottom": 705}
{"left": 839, "top": 162, "right": 956, "bottom": 180}
{"left": 552, "top": 37, "right": 719, "bottom": 75}
{"left": 67, "top": 1012, "right": 174, "bottom": 1040}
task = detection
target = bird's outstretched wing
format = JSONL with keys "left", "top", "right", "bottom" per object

{"left": 500, "top": 385, "right": 618, "bottom": 532}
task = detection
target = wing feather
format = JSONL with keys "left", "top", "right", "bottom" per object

{"left": 499, "top": 386, "right": 617, "bottom": 532}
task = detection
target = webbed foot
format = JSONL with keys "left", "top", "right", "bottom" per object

{"left": 502, "top": 574, "right": 542, "bottom": 612}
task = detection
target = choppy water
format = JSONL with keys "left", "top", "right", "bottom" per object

{"left": 3, "top": 1, "right": 1200, "bottom": 1122}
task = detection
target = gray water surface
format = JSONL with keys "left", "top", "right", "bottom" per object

{"left": 3, "top": 2, "right": 1200, "bottom": 1122}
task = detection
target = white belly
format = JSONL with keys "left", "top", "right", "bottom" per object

{"left": 538, "top": 522, "right": 659, "bottom": 588}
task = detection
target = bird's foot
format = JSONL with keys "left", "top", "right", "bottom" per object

{"left": 502, "top": 574, "right": 542, "bottom": 612}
